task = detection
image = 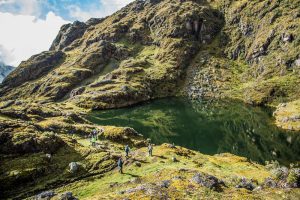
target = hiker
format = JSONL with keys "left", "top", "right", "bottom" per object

{"left": 92, "top": 129, "right": 98, "bottom": 139}
{"left": 91, "top": 136, "right": 96, "bottom": 147}
{"left": 117, "top": 157, "right": 123, "bottom": 174}
{"left": 125, "top": 145, "right": 130, "bottom": 157}
{"left": 148, "top": 144, "right": 153, "bottom": 157}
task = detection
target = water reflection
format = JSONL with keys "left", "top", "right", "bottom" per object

{"left": 88, "top": 98, "right": 300, "bottom": 164}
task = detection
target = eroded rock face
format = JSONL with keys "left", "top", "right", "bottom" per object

{"left": 0, "top": 0, "right": 223, "bottom": 108}
{"left": 85, "top": 18, "right": 104, "bottom": 26}
{"left": 50, "top": 21, "right": 88, "bottom": 51}
{"left": 0, "top": 121, "right": 64, "bottom": 154}
{"left": 1, "top": 0, "right": 298, "bottom": 113}
{"left": 1, "top": 51, "right": 65, "bottom": 89}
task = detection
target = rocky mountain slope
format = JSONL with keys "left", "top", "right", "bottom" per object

{"left": 0, "top": 0, "right": 299, "bottom": 199}
{"left": 0, "top": 0, "right": 299, "bottom": 129}
{"left": 0, "top": 62, "right": 14, "bottom": 83}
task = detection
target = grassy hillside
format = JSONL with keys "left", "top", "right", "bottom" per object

{"left": 0, "top": 0, "right": 299, "bottom": 199}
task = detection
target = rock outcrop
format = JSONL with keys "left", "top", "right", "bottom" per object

{"left": 1, "top": 51, "right": 65, "bottom": 92}
{"left": 50, "top": 21, "right": 88, "bottom": 51}
{"left": 0, "top": 1, "right": 299, "bottom": 197}
{"left": 0, "top": 0, "right": 223, "bottom": 108}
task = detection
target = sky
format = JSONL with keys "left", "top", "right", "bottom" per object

{"left": 0, "top": 0, "right": 134, "bottom": 66}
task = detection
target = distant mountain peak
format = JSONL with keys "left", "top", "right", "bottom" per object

{"left": 0, "top": 62, "right": 14, "bottom": 83}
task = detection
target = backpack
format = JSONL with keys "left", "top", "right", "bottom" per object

{"left": 118, "top": 159, "right": 123, "bottom": 166}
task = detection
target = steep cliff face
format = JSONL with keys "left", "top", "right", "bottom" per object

{"left": 0, "top": 0, "right": 299, "bottom": 111}
{"left": 0, "top": 1, "right": 300, "bottom": 199}
{"left": 0, "top": 0, "right": 223, "bottom": 109}
{"left": 185, "top": 0, "right": 300, "bottom": 105}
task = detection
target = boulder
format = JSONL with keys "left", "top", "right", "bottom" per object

{"left": 159, "top": 180, "right": 171, "bottom": 188}
{"left": 35, "top": 190, "right": 55, "bottom": 200}
{"left": 282, "top": 33, "right": 294, "bottom": 43}
{"left": 60, "top": 192, "right": 77, "bottom": 200}
{"left": 172, "top": 156, "right": 178, "bottom": 162}
{"left": 294, "top": 58, "right": 300, "bottom": 67}
{"left": 263, "top": 178, "right": 277, "bottom": 188}
{"left": 135, "top": 161, "right": 142, "bottom": 167}
{"left": 271, "top": 167, "right": 289, "bottom": 180}
{"left": 191, "top": 173, "right": 225, "bottom": 191}
{"left": 235, "top": 177, "right": 255, "bottom": 191}
{"left": 69, "top": 162, "right": 79, "bottom": 173}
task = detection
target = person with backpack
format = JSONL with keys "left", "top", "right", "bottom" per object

{"left": 117, "top": 157, "right": 124, "bottom": 174}
{"left": 125, "top": 145, "right": 130, "bottom": 157}
{"left": 148, "top": 144, "right": 153, "bottom": 157}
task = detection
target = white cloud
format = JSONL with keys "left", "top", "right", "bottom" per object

{"left": 67, "top": 5, "right": 103, "bottom": 22}
{"left": 0, "top": 11, "right": 69, "bottom": 66}
{"left": 101, "top": 0, "right": 134, "bottom": 8}
{"left": 0, "top": 45, "right": 15, "bottom": 64}
{"left": 0, "top": 0, "right": 135, "bottom": 66}
{"left": 68, "top": 0, "right": 134, "bottom": 22}
{"left": 0, "top": 0, "right": 41, "bottom": 16}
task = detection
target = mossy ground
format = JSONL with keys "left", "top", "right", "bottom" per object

{"left": 44, "top": 144, "right": 299, "bottom": 200}
{"left": 274, "top": 99, "right": 300, "bottom": 131}
{"left": 0, "top": 0, "right": 299, "bottom": 199}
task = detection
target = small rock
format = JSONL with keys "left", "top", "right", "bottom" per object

{"left": 69, "top": 162, "right": 79, "bottom": 173}
{"left": 172, "top": 157, "right": 178, "bottom": 162}
{"left": 135, "top": 161, "right": 142, "bottom": 167}
{"left": 36, "top": 190, "right": 55, "bottom": 200}
{"left": 60, "top": 191, "right": 77, "bottom": 200}
{"left": 280, "top": 103, "right": 287, "bottom": 107}
{"left": 172, "top": 175, "right": 184, "bottom": 180}
{"left": 281, "top": 117, "right": 289, "bottom": 123}
{"left": 282, "top": 33, "right": 294, "bottom": 42}
{"left": 253, "top": 186, "right": 263, "bottom": 191}
{"left": 109, "top": 182, "right": 118, "bottom": 188}
{"left": 294, "top": 58, "right": 300, "bottom": 67}
{"left": 191, "top": 173, "right": 225, "bottom": 191}
{"left": 46, "top": 154, "right": 52, "bottom": 159}
{"left": 264, "top": 177, "right": 277, "bottom": 188}
{"left": 235, "top": 177, "right": 255, "bottom": 191}
{"left": 287, "top": 136, "right": 292, "bottom": 144}
{"left": 160, "top": 180, "right": 171, "bottom": 188}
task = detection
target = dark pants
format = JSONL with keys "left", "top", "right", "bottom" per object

{"left": 126, "top": 151, "right": 129, "bottom": 157}
{"left": 149, "top": 150, "right": 152, "bottom": 156}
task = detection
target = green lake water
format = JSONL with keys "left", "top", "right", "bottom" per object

{"left": 88, "top": 98, "right": 300, "bottom": 164}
